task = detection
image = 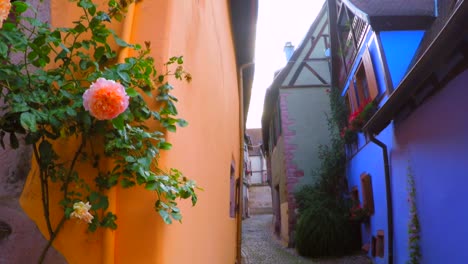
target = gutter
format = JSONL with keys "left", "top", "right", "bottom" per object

{"left": 364, "top": 1, "right": 468, "bottom": 134}
{"left": 237, "top": 62, "right": 255, "bottom": 264}
{"left": 369, "top": 135, "right": 393, "bottom": 264}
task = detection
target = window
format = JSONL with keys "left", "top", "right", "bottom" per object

{"left": 229, "top": 161, "right": 236, "bottom": 218}
{"left": 346, "top": 48, "right": 379, "bottom": 113}
{"left": 269, "top": 100, "right": 282, "bottom": 151}
{"left": 360, "top": 173, "right": 374, "bottom": 214}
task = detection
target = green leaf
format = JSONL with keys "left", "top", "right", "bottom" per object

{"left": 177, "top": 119, "right": 188, "bottom": 127}
{"left": 78, "top": 0, "right": 94, "bottom": 9}
{"left": 158, "top": 209, "right": 172, "bottom": 224}
{"left": 121, "top": 179, "right": 135, "bottom": 188}
{"left": 0, "top": 42, "right": 7, "bottom": 58}
{"left": 95, "top": 12, "right": 111, "bottom": 22}
{"left": 125, "top": 88, "right": 139, "bottom": 97}
{"left": 1, "top": 22, "right": 15, "bottom": 31}
{"left": 171, "top": 211, "right": 182, "bottom": 221}
{"left": 125, "top": 156, "right": 136, "bottom": 162}
{"left": 145, "top": 181, "right": 158, "bottom": 191}
{"left": 117, "top": 70, "right": 130, "bottom": 83}
{"left": 20, "top": 112, "right": 37, "bottom": 132}
{"left": 88, "top": 5, "right": 97, "bottom": 16}
{"left": 166, "top": 125, "right": 176, "bottom": 133}
{"left": 112, "top": 32, "right": 131, "bottom": 47}
{"left": 90, "top": 193, "right": 109, "bottom": 210}
{"left": 66, "top": 107, "right": 77, "bottom": 117}
{"left": 112, "top": 114, "right": 125, "bottom": 130}
{"left": 94, "top": 46, "right": 105, "bottom": 61}
{"left": 59, "top": 42, "right": 70, "bottom": 54}
{"left": 12, "top": 1, "right": 28, "bottom": 14}
{"left": 177, "top": 57, "right": 184, "bottom": 64}
{"left": 159, "top": 142, "right": 172, "bottom": 150}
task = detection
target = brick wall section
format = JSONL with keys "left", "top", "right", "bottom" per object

{"left": 279, "top": 92, "right": 304, "bottom": 244}
{"left": 0, "top": 1, "right": 66, "bottom": 263}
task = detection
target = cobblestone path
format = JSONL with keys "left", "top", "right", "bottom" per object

{"left": 241, "top": 214, "right": 372, "bottom": 264}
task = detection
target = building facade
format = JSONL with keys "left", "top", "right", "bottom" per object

{"left": 245, "top": 128, "right": 271, "bottom": 215}
{"left": 328, "top": 0, "right": 468, "bottom": 263}
{"left": 262, "top": 4, "right": 332, "bottom": 245}
{"left": 1, "top": 0, "right": 257, "bottom": 263}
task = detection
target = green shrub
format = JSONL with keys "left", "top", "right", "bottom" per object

{"left": 295, "top": 190, "right": 353, "bottom": 257}
{"left": 293, "top": 86, "right": 360, "bottom": 258}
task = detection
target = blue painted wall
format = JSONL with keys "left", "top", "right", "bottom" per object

{"left": 347, "top": 125, "right": 393, "bottom": 264}
{"left": 391, "top": 70, "right": 468, "bottom": 264}
{"left": 379, "top": 31, "right": 425, "bottom": 88}
{"left": 341, "top": 30, "right": 395, "bottom": 263}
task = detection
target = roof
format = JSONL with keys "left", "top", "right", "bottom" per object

{"left": 230, "top": 0, "right": 259, "bottom": 121}
{"left": 365, "top": 0, "right": 468, "bottom": 134}
{"left": 343, "top": 0, "right": 435, "bottom": 30}
{"left": 246, "top": 128, "right": 263, "bottom": 156}
{"left": 261, "top": 3, "right": 328, "bottom": 151}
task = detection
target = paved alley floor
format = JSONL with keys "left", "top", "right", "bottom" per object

{"left": 241, "top": 214, "right": 372, "bottom": 264}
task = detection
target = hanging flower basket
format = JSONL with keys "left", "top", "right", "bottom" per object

{"left": 340, "top": 98, "right": 377, "bottom": 144}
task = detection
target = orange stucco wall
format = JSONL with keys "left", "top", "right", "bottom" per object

{"left": 20, "top": 0, "right": 241, "bottom": 263}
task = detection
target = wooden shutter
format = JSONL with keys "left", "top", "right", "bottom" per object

{"left": 376, "top": 230, "right": 385, "bottom": 258}
{"left": 360, "top": 173, "right": 374, "bottom": 214}
{"left": 362, "top": 48, "right": 379, "bottom": 100}
{"left": 347, "top": 80, "right": 358, "bottom": 112}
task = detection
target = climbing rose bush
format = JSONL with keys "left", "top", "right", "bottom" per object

{"left": 0, "top": 0, "right": 198, "bottom": 262}
{"left": 70, "top": 201, "right": 94, "bottom": 224}
{"left": 83, "top": 78, "right": 129, "bottom": 120}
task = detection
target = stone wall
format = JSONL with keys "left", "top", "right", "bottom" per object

{"left": 248, "top": 185, "right": 272, "bottom": 215}
{"left": 0, "top": 1, "right": 66, "bottom": 263}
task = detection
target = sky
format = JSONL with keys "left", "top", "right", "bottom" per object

{"left": 246, "top": 0, "right": 326, "bottom": 128}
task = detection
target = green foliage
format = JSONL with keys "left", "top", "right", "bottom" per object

{"left": 0, "top": 1, "right": 198, "bottom": 260}
{"left": 295, "top": 190, "right": 353, "bottom": 258}
{"left": 294, "top": 86, "right": 358, "bottom": 257}
{"left": 407, "top": 165, "right": 421, "bottom": 264}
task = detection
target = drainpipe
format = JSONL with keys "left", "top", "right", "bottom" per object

{"left": 237, "top": 62, "right": 255, "bottom": 264}
{"left": 102, "top": 2, "right": 136, "bottom": 264}
{"left": 117, "top": 2, "right": 136, "bottom": 63}
{"left": 369, "top": 135, "right": 393, "bottom": 264}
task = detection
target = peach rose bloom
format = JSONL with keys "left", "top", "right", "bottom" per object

{"left": 83, "top": 78, "right": 129, "bottom": 120}
{"left": 70, "top": 201, "right": 94, "bottom": 224}
{"left": 0, "top": 0, "right": 11, "bottom": 29}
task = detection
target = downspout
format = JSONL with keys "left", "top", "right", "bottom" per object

{"left": 369, "top": 135, "right": 393, "bottom": 264}
{"left": 103, "top": 2, "right": 136, "bottom": 264}
{"left": 237, "top": 62, "right": 255, "bottom": 264}
{"left": 117, "top": 2, "right": 136, "bottom": 63}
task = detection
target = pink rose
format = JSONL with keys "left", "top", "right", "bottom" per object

{"left": 83, "top": 78, "right": 129, "bottom": 120}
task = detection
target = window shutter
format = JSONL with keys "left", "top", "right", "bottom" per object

{"left": 376, "top": 230, "right": 385, "bottom": 258}
{"left": 362, "top": 48, "right": 379, "bottom": 100}
{"left": 360, "top": 173, "right": 374, "bottom": 214}
{"left": 347, "top": 80, "right": 358, "bottom": 112}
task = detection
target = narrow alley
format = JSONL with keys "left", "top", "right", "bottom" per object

{"left": 241, "top": 214, "right": 371, "bottom": 264}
